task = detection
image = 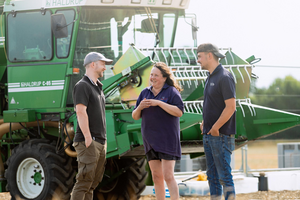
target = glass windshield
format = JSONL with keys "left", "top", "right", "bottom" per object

{"left": 73, "top": 7, "right": 180, "bottom": 66}
{"left": 7, "top": 11, "right": 52, "bottom": 62}
{"left": 174, "top": 13, "right": 197, "bottom": 47}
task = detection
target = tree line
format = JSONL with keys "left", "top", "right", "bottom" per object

{"left": 250, "top": 75, "right": 300, "bottom": 139}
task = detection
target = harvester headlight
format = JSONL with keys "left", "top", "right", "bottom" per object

{"left": 131, "top": 0, "right": 141, "bottom": 3}
{"left": 101, "top": 0, "right": 114, "bottom": 3}
{"left": 163, "top": 0, "right": 172, "bottom": 5}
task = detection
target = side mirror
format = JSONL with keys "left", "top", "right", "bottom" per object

{"left": 51, "top": 13, "right": 68, "bottom": 38}
{"left": 139, "top": 18, "right": 158, "bottom": 33}
{"left": 191, "top": 17, "right": 198, "bottom": 41}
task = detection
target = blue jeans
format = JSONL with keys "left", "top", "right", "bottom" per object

{"left": 203, "top": 134, "right": 235, "bottom": 200}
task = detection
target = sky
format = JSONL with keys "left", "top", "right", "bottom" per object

{"left": 186, "top": 0, "right": 300, "bottom": 88}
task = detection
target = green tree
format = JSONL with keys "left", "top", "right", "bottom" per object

{"left": 250, "top": 75, "right": 300, "bottom": 139}
{"left": 251, "top": 75, "right": 300, "bottom": 114}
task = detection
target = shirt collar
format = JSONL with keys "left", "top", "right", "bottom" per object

{"left": 147, "top": 83, "right": 170, "bottom": 91}
{"left": 84, "top": 74, "right": 103, "bottom": 86}
{"left": 208, "top": 64, "right": 222, "bottom": 76}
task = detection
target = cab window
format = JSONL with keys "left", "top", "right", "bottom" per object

{"left": 7, "top": 11, "right": 52, "bottom": 62}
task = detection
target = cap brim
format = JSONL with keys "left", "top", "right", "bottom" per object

{"left": 101, "top": 58, "right": 113, "bottom": 65}
{"left": 214, "top": 52, "right": 225, "bottom": 59}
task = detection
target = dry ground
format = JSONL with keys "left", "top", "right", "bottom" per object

{"left": 140, "top": 190, "right": 300, "bottom": 200}
{"left": 2, "top": 191, "right": 299, "bottom": 200}
{"left": 1, "top": 140, "right": 299, "bottom": 200}
{"left": 233, "top": 139, "right": 291, "bottom": 170}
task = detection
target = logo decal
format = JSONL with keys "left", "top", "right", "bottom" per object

{"left": 8, "top": 80, "right": 65, "bottom": 93}
{"left": 160, "top": 97, "right": 168, "bottom": 102}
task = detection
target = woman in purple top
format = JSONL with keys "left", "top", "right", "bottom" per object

{"left": 132, "top": 62, "right": 184, "bottom": 200}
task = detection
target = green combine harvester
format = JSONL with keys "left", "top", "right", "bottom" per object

{"left": 0, "top": 0, "right": 299, "bottom": 199}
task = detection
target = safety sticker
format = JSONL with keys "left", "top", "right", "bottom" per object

{"left": 11, "top": 97, "right": 16, "bottom": 104}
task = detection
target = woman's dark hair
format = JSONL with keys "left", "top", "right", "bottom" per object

{"left": 153, "top": 62, "right": 183, "bottom": 92}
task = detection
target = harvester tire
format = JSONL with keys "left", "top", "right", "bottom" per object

{"left": 95, "top": 157, "right": 148, "bottom": 200}
{"left": 5, "top": 139, "right": 75, "bottom": 200}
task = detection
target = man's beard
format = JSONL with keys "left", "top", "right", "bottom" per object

{"left": 98, "top": 71, "right": 104, "bottom": 78}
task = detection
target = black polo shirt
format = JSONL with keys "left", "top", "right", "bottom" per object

{"left": 72, "top": 75, "right": 106, "bottom": 144}
{"left": 203, "top": 64, "right": 236, "bottom": 135}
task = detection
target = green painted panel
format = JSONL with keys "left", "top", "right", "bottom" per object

{"left": 241, "top": 103, "right": 300, "bottom": 140}
{"left": 7, "top": 63, "right": 67, "bottom": 109}
{"left": 220, "top": 51, "right": 249, "bottom": 65}
{"left": 183, "top": 84, "right": 204, "bottom": 101}
{"left": 181, "top": 124, "right": 202, "bottom": 140}
{"left": 0, "top": 9, "right": 6, "bottom": 83}
{"left": 106, "top": 111, "right": 117, "bottom": 154}
{"left": 3, "top": 109, "right": 35, "bottom": 122}
{"left": 127, "top": 122, "right": 143, "bottom": 145}
{"left": 116, "top": 133, "right": 131, "bottom": 155}
{"left": 236, "top": 107, "right": 247, "bottom": 138}
{"left": 180, "top": 112, "right": 202, "bottom": 131}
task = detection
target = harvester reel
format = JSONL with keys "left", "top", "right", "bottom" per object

{"left": 95, "top": 157, "right": 148, "bottom": 200}
{"left": 5, "top": 139, "right": 75, "bottom": 200}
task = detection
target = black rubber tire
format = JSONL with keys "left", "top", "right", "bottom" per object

{"left": 95, "top": 157, "right": 148, "bottom": 200}
{"left": 5, "top": 139, "right": 75, "bottom": 200}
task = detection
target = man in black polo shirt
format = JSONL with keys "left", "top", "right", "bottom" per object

{"left": 71, "top": 52, "right": 112, "bottom": 200}
{"left": 198, "top": 43, "right": 236, "bottom": 200}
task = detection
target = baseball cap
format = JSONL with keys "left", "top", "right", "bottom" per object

{"left": 83, "top": 52, "right": 113, "bottom": 66}
{"left": 197, "top": 43, "right": 225, "bottom": 59}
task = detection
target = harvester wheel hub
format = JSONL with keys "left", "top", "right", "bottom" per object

{"left": 16, "top": 157, "right": 45, "bottom": 198}
{"left": 33, "top": 171, "right": 43, "bottom": 184}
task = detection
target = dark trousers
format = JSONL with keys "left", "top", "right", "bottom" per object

{"left": 71, "top": 140, "right": 106, "bottom": 200}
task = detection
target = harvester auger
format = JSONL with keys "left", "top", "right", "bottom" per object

{"left": 0, "top": 0, "right": 300, "bottom": 200}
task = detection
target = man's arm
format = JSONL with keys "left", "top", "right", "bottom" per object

{"left": 200, "top": 120, "right": 204, "bottom": 133}
{"left": 207, "top": 98, "right": 236, "bottom": 136}
{"left": 76, "top": 104, "right": 92, "bottom": 147}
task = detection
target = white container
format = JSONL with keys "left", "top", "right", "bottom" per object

{"left": 234, "top": 176, "right": 258, "bottom": 194}
{"left": 178, "top": 181, "right": 210, "bottom": 196}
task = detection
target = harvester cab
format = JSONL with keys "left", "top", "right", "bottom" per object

{"left": 0, "top": 0, "right": 299, "bottom": 200}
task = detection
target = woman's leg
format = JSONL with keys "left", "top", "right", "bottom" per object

{"left": 162, "top": 160, "right": 179, "bottom": 200}
{"left": 149, "top": 160, "right": 165, "bottom": 200}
